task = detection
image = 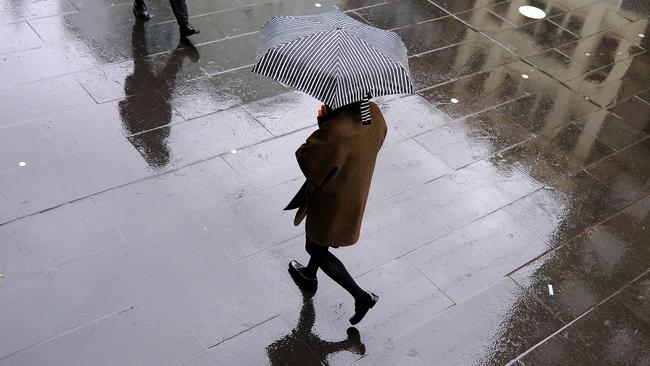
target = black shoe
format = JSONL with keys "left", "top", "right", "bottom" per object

{"left": 350, "top": 291, "right": 378, "bottom": 325}
{"left": 288, "top": 260, "right": 317, "bottom": 292}
{"left": 133, "top": 1, "right": 151, "bottom": 20}
{"left": 180, "top": 23, "right": 200, "bottom": 38}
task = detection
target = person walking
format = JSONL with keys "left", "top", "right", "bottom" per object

{"left": 251, "top": 11, "right": 413, "bottom": 325}
{"left": 285, "top": 101, "right": 387, "bottom": 325}
{"left": 132, "top": 0, "right": 199, "bottom": 38}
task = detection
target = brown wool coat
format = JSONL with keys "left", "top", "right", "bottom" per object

{"left": 285, "top": 102, "right": 387, "bottom": 246}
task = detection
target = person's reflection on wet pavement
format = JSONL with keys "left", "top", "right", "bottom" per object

{"left": 266, "top": 288, "right": 366, "bottom": 365}
{"left": 119, "top": 21, "right": 199, "bottom": 170}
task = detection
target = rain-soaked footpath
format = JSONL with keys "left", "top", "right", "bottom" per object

{"left": 0, "top": 0, "right": 649, "bottom": 364}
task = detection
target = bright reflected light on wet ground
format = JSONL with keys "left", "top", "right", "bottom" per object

{"left": 518, "top": 6, "right": 546, "bottom": 19}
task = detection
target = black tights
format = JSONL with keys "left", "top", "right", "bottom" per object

{"left": 304, "top": 239, "right": 366, "bottom": 301}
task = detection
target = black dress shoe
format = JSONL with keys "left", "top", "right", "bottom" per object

{"left": 350, "top": 291, "right": 378, "bottom": 325}
{"left": 288, "top": 260, "right": 317, "bottom": 292}
{"left": 180, "top": 23, "right": 200, "bottom": 38}
{"left": 133, "top": 1, "right": 151, "bottom": 20}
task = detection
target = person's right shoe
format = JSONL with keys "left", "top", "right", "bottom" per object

{"left": 350, "top": 291, "right": 379, "bottom": 325}
{"left": 132, "top": 1, "right": 151, "bottom": 20}
{"left": 179, "top": 23, "right": 200, "bottom": 38}
{"left": 288, "top": 260, "right": 318, "bottom": 292}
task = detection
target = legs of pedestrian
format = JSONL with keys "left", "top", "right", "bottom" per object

{"left": 169, "top": 0, "right": 200, "bottom": 38}
{"left": 289, "top": 239, "right": 378, "bottom": 324}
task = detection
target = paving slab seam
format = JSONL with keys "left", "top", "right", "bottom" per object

{"left": 511, "top": 267, "right": 650, "bottom": 363}
{"left": 582, "top": 136, "right": 650, "bottom": 171}
{"left": 0, "top": 118, "right": 320, "bottom": 225}
{"left": 635, "top": 94, "right": 650, "bottom": 105}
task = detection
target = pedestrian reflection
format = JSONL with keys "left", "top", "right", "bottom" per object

{"left": 266, "top": 289, "right": 366, "bottom": 365}
{"left": 119, "top": 21, "right": 199, "bottom": 170}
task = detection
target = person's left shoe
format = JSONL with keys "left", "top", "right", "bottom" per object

{"left": 288, "top": 260, "right": 318, "bottom": 292}
{"left": 180, "top": 23, "right": 200, "bottom": 38}
{"left": 132, "top": 1, "right": 151, "bottom": 20}
{"left": 350, "top": 291, "right": 379, "bottom": 325}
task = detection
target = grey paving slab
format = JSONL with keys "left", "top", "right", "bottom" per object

{"left": 401, "top": 278, "right": 563, "bottom": 366}
{"left": 355, "top": 0, "right": 448, "bottom": 30}
{"left": 415, "top": 108, "right": 533, "bottom": 169}
{"left": 378, "top": 95, "right": 452, "bottom": 146}
{"left": 518, "top": 334, "right": 595, "bottom": 366}
{"left": 169, "top": 68, "right": 287, "bottom": 119}
{"left": 599, "top": 195, "right": 650, "bottom": 258}
{"left": 565, "top": 55, "right": 650, "bottom": 108}
{"left": 0, "top": 41, "right": 124, "bottom": 87}
{"left": 509, "top": 227, "right": 649, "bottom": 323}
{"left": 0, "top": 123, "right": 58, "bottom": 174}
{"left": 333, "top": 191, "right": 451, "bottom": 277}
{"left": 130, "top": 107, "right": 272, "bottom": 170}
{"left": 50, "top": 220, "right": 232, "bottom": 323}
{"left": 587, "top": 138, "right": 650, "bottom": 203}
{"left": 74, "top": 60, "right": 135, "bottom": 103}
{"left": 223, "top": 128, "right": 312, "bottom": 191}
{"left": 0, "top": 199, "right": 121, "bottom": 288}
{"left": 350, "top": 339, "right": 427, "bottom": 366}
{"left": 166, "top": 249, "right": 302, "bottom": 346}
{"left": 505, "top": 172, "right": 633, "bottom": 247}
{"left": 409, "top": 35, "right": 518, "bottom": 90}
{"left": 0, "top": 139, "right": 150, "bottom": 217}
{"left": 540, "top": 286, "right": 650, "bottom": 365}
{"left": 407, "top": 209, "right": 548, "bottom": 302}
{"left": 0, "top": 295, "right": 204, "bottom": 366}
{"left": 93, "top": 157, "right": 250, "bottom": 239}
{"left": 243, "top": 91, "right": 321, "bottom": 136}
{"left": 0, "top": 194, "right": 15, "bottom": 225}
{"left": 0, "top": 22, "right": 43, "bottom": 54}
{"left": 0, "top": 76, "right": 95, "bottom": 128}
{"left": 38, "top": 98, "right": 184, "bottom": 156}
{"left": 0, "top": 0, "right": 77, "bottom": 24}
{"left": 416, "top": 158, "right": 541, "bottom": 229}
{"left": 419, "top": 66, "right": 527, "bottom": 119}
{"left": 195, "top": 33, "right": 259, "bottom": 75}
{"left": 0, "top": 272, "right": 81, "bottom": 359}
{"left": 284, "top": 258, "right": 454, "bottom": 366}
{"left": 177, "top": 316, "right": 322, "bottom": 366}
{"left": 194, "top": 179, "right": 303, "bottom": 260}
{"left": 369, "top": 139, "right": 452, "bottom": 203}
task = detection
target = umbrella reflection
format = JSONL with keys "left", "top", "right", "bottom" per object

{"left": 119, "top": 21, "right": 199, "bottom": 170}
{"left": 266, "top": 289, "right": 366, "bottom": 365}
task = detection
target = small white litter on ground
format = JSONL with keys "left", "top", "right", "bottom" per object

{"left": 230, "top": 149, "right": 238, "bottom": 154}
{"left": 450, "top": 98, "right": 459, "bottom": 104}
{"left": 18, "top": 162, "right": 26, "bottom": 167}
{"left": 548, "top": 284, "right": 554, "bottom": 296}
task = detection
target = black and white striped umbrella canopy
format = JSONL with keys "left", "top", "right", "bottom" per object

{"left": 252, "top": 11, "right": 413, "bottom": 123}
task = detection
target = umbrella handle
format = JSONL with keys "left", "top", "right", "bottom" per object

{"left": 361, "top": 93, "right": 372, "bottom": 125}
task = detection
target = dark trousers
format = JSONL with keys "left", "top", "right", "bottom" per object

{"left": 137, "top": 0, "right": 189, "bottom": 25}
{"left": 168, "top": 0, "right": 189, "bottom": 26}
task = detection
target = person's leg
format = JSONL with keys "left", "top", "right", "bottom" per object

{"left": 169, "top": 0, "right": 188, "bottom": 25}
{"left": 169, "top": 0, "right": 199, "bottom": 37}
{"left": 305, "top": 239, "right": 366, "bottom": 301}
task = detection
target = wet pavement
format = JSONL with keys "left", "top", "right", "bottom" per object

{"left": 0, "top": 0, "right": 649, "bottom": 364}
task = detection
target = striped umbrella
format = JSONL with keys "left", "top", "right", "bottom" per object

{"left": 252, "top": 10, "right": 413, "bottom": 124}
